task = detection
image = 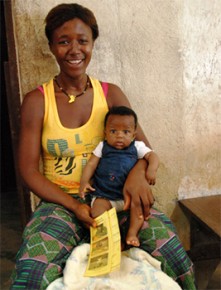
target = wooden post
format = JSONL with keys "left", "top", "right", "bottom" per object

{"left": 3, "top": 0, "right": 31, "bottom": 227}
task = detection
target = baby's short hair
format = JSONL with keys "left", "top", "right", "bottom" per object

{"left": 104, "top": 106, "right": 138, "bottom": 128}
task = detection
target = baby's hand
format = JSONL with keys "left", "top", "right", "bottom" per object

{"left": 146, "top": 169, "right": 157, "bottom": 185}
{"left": 79, "top": 183, "right": 95, "bottom": 199}
{"left": 79, "top": 191, "right": 86, "bottom": 199}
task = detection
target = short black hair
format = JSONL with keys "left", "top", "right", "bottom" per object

{"left": 104, "top": 106, "right": 138, "bottom": 128}
{"left": 45, "top": 3, "right": 99, "bottom": 43}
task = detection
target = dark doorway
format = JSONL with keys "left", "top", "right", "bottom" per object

{"left": 1, "top": 3, "right": 23, "bottom": 287}
{"left": 1, "top": 1, "right": 17, "bottom": 194}
{"left": 1, "top": 1, "right": 32, "bottom": 227}
{"left": 1, "top": 2, "right": 23, "bottom": 288}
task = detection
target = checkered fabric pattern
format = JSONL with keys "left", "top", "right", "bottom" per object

{"left": 11, "top": 198, "right": 196, "bottom": 289}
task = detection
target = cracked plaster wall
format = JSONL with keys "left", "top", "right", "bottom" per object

{"left": 11, "top": 0, "right": 221, "bottom": 247}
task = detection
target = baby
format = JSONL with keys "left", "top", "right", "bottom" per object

{"left": 79, "top": 106, "right": 159, "bottom": 246}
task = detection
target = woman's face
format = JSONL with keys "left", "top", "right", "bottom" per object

{"left": 50, "top": 18, "right": 94, "bottom": 78}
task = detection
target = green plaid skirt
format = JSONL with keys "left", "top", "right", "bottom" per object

{"left": 11, "top": 196, "right": 196, "bottom": 289}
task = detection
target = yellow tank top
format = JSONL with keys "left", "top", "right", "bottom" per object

{"left": 41, "top": 77, "right": 108, "bottom": 194}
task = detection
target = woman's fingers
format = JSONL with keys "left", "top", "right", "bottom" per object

{"left": 123, "top": 190, "right": 131, "bottom": 210}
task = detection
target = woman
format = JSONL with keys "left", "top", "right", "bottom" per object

{"left": 11, "top": 3, "right": 196, "bottom": 289}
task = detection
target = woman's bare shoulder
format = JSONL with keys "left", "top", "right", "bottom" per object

{"left": 103, "top": 81, "right": 131, "bottom": 108}
{"left": 22, "top": 87, "right": 44, "bottom": 102}
{"left": 103, "top": 82, "right": 122, "bottom": 92}
{"left": 21, "top": 87, "right": 45, "bottom": 121}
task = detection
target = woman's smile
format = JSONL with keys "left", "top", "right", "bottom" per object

{"left": 67, "top": 59, "right": 83, "bottom": 64}
{"left": 66, "top": 58, "right": 85, "bottom": 68}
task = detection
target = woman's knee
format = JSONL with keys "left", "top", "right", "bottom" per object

{"left": 12, "top": 202, "right": 88, "bottom": 289}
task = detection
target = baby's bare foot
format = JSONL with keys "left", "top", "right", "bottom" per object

{"left": 126, "top": 235, "right": 140, "bottom": 247}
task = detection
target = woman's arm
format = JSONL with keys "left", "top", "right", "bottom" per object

{"left": 106, "top": 83, "right": 152, "bottom": 148}
{"left": 18, "top": 90, "right": 96, "bottom": 227}
{"left": 123, "top": 159, "right": 155, "bottom": 220}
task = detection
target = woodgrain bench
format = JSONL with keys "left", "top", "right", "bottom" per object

{"left": 179, "top": 195, "right": 221, "bottom": 288}
{"left": 179, "top": 195, "right": 221, "bottom": 260}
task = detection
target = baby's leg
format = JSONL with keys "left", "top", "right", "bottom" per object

{"left": 91, "top": 197, "right": 112, "bottom": 218}
{"left": 126, "top": 207, "right": 144, "bottom": 247}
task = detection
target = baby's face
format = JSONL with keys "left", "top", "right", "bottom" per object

{"left": 105, "top": 115, "right": 136, "bottom": 149}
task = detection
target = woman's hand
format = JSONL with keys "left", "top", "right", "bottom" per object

{"left": 123, "top": 159, "right": 154, "bottom": 220}
{"left": 74, "top": 203, "right": 97, "bottom": 229}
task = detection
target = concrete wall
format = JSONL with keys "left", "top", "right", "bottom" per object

{"left": 11, "top": 0, "right": 221, "bottom": 248}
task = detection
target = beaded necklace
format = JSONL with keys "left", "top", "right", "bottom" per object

{"left": 54, "top": 75, "right": 90, "bottom": 103}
